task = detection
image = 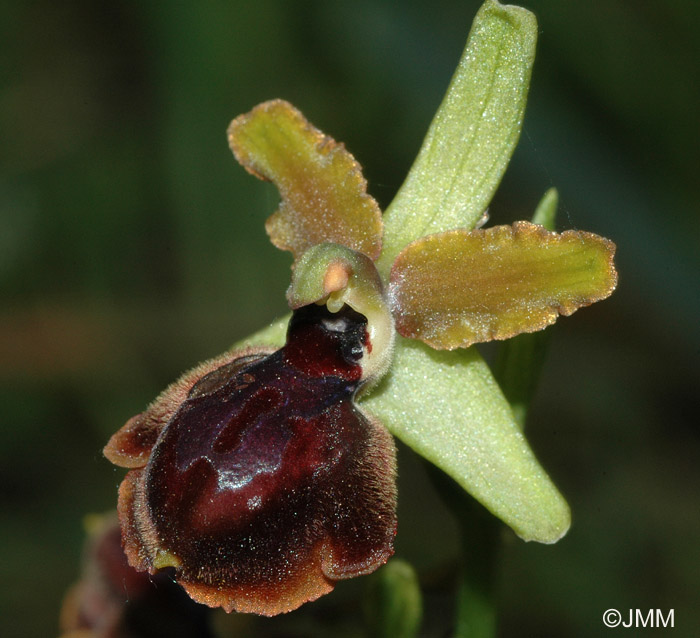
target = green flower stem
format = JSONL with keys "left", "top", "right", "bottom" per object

{"left": 454, "top": 516, "right": 499, "bottom": 638}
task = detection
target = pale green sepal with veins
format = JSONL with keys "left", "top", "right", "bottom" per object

{"left": 288, "top": 243, "right": 395, "bottom": 384}
{"left": 363, "top": 337, "right": 571, "bottom": 544}
{"left": 377, "top": 0, "right": 538, "bottom": 278}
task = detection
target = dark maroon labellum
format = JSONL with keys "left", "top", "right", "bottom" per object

{"left": 107, "top": 304, "right": 396, "bottom": 616}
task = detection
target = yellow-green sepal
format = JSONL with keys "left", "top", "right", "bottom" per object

{"left": 363, "top": 337, "right": 571, "bottom": 543}
{"left": 377, "top": 0, "right": 538, "bottom": 277}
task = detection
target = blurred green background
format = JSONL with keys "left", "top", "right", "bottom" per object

{"left": 2, "top": 0, "right": 699, "bottom": 636}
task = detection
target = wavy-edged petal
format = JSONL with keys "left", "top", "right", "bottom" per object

{"left": 363, "top": 337, "right": 570, "bottom": 543}
{"left": 228, "top": 100, "right": 383, "bottom": 260}
{"left": 389, "top": 222, "right": 618, "bottom": 350}
{"left": 493, "top": 189, "right": 558, "bottom": 428}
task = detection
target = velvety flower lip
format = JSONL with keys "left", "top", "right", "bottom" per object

{"left": 105, "top": 303, "right": 397, "bottom": 616}
{"left": 228, "top": 0, "right": 616, "bottom": 551}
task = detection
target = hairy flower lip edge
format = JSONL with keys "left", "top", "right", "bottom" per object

{"left": 102, "top": 0, "right": 624, "bottom": 613}
{"left": 237, "top": 223, "right": 614, "bottom": 548}
{"left": 119, "top": 463, "right": 389, "bottom": 616}
{"left": 191, "top": 0, "right": 594, "bottom": 550}
{"left": 221, "top": 87, "right": 618, "bottom": 547}
{"left": 103, "top": 347, "right": 273, "bottom": 470}
{"left": 106, "top": 311, "right": 398, "bottom": 616}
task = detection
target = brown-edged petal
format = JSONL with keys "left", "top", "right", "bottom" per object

{"left": 228, "top": 100, "right": 383, "bottom": 260}
{"left": 115, "top": 304, "right": 396, "bottom": 616}
{"left": 389, "top": 221, "right": 617, "bottom": 349}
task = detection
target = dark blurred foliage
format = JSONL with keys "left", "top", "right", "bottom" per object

{"left": 1, "top": 0, "right": 699, "bottom": 636}
{"left": 60, "top": 512, "right": 213, "bottom": 638}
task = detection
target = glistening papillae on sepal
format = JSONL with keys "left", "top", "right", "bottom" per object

{"left": 105, "top": 303, "right": 397, "bottom": 616}
{"left": 362, "top": 338, "right": 571, "bottom": 544}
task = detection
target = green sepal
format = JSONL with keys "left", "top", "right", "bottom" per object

{"left": 363, "top": 336, "right": 571, "bottom": 543}
{"left": 235, "top": 315, "right": 288, "bottom": 350}
{"left": 377, "top": 0, "right": 538, "bottom": 278}
{"left": 531, "top": 187, "right": 558, "bottom": 230}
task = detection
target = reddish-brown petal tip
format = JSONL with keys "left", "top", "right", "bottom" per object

{"left": 179, "top": 543, "right": 335, "bottom": 616}
{"left": 103, "top": 412, "right": 158, "bottom": 469}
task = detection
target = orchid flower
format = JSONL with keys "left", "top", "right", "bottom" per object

{"left": 104, "top": 0, "right": 616, "bottom": 617}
